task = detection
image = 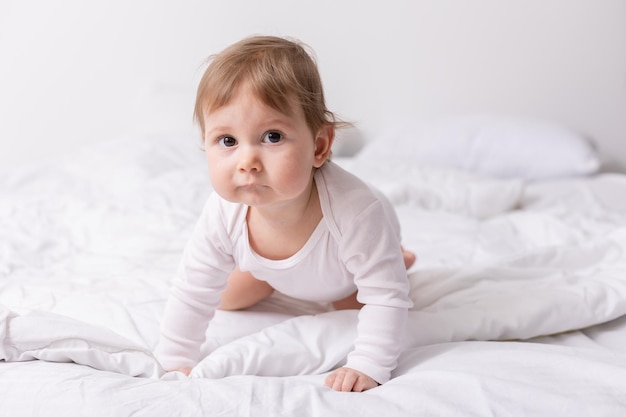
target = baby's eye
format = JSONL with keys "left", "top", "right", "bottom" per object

{"left": 262, "top": 131, "right": 283, "bottom": 144}
{"left": 218, "top": 136, "right": 237, "bottom": 147}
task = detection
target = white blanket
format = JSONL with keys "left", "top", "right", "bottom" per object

{"left": 3, "top": 226, "right": 626, "bottom": 379}
{"left": 2, "top": 134, "right": 626, "bottom": 416}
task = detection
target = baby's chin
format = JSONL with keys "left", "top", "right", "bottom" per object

{"left": 220, "top": 188, "right": 273, "bottom": 207}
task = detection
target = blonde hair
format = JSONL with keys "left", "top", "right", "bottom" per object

{"left": 194, "top": 35, "right": 342, "bottom": 138}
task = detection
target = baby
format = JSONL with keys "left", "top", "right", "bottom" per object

{"left": 155, "top": 35, "right": 414, "bottom": 392}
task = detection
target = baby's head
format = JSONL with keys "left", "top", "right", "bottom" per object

{"left": 194, "top": 35, "right": 338, "bottom": 140}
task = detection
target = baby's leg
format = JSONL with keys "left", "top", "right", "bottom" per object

{"left": 219, "top": 267, "right": 275, "bottom": 310}
{"left": 332, "top": 292, "right": 364, "bottom": 310}
{"left": 402, "top": 246, "right": 416, "bottom": 269}
{"left": 333, "top": 246, "right": 416, "bottom": 310}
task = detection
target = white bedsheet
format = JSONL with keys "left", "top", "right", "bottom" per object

{"left": 2, "top": 134, "right": 626, "bottom": 416}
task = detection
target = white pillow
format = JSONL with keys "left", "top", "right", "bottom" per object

{"left": 336, "top": 159, "right": 523, "bottom": 219}
{"left": 357, "top": 115, "right": 600, "bottom": 180}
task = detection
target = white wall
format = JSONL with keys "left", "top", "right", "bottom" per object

{"left": 1, "top": 0, "right": 625, "bottom": 170}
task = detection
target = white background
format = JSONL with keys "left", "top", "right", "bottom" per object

{"left": 1, "top": 0, "right": 625, "bottom": 170}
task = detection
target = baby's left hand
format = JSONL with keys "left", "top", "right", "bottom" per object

{"left": 324, "top": 367, "right": 379, "bottom": 392}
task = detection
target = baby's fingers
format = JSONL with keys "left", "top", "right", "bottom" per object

{"left": 324, "top": 368, "right": 349, "bottom": 391}
{"left": 324, "top": 371, "right": 341, "bottom": 390}
{"left": 337, "top": 370, "right": 359, "bottom": 392}
{"left": 352, "top": 376, "right": 369, "bottom": 393}
{"left": 324, "top": 368, "right": 378, "bottom": 392}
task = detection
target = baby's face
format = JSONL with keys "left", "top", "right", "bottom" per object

{"left": 202, "top": 84, "right": 328, "bottom": 210}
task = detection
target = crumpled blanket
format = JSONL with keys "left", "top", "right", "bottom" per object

{"left": 3, "top": 226, "right": 625, "bottom": 380}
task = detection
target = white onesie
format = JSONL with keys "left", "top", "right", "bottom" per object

{"left": 156, "top": 161, "right": 413, "bottom": 383}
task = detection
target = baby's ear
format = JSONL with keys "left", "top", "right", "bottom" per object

{"left": 313, "top": 124, "right": 335, "bottom": 167}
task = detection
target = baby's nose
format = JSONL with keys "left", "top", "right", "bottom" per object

{"left": 237, "top": 146, "right": 262, "bottom": 172}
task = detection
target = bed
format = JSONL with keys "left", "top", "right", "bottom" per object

{"left": 2, "top": 115, "right": 626, "bottom": 416}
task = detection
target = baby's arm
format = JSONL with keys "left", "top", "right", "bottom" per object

{"left": 336, "top": 197, "right": 413, "bottom": 388}
{"left": 327, "top": 250, "right": 414, "bottom": 391}
{"left": 156, "top": 257, "right": 229, "bottom": 371}
{"left": 155, "top": 196, "right": 235, "bottom": 371}
{"left": 344, "top": 303, "right": 410, "bottom": 385}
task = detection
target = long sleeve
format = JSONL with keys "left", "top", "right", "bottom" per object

{"left": 155, "top": 195, "right": 236, "bottom": 370}
{"left": 346, "top": 305, "right": 408, "bottom": 384}
{"left": 338, "top": 197, "right": 413, "bottom": 383}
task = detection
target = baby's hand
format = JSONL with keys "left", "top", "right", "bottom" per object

{"left": 324, "top": 367, "right": 379, "bottom": 392}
